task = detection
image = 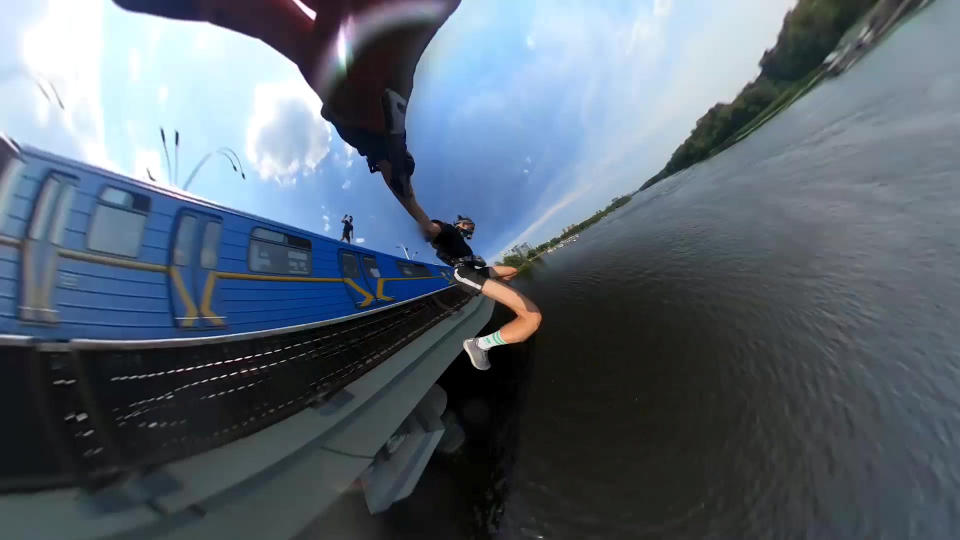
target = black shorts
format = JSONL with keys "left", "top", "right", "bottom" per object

{"left": 323, "top": 108, "right": 416, "bottom": 175}
{"left": 328, "top": 121, "right": 389, "bottom": 170}
{"left": 453, "top": 265, "right": 490, "bottom": 295}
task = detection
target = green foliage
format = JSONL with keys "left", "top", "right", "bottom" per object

{"left": 660, "top": 77, "right": 783, "bottom": 176}
{"left": 644, "top": 0, "right": 881, "bottom": 189}
{"left": 760, "top": 0, "right": 879, "bottom": 81}
{"left": 518, "top": 195, "right": 634, "bottom": 263}
{"left": 502, "top": 254, "right": 525, "bottom": 268}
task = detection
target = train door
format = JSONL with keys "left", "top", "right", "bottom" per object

{"left": 338, "top": 250, "right": 377, "bottom": 309}
{"left": 360, "top": 254, "right": 391, "bottom": 303}
{"left": 20, "top": 173, "right": 75, "bottom": 323}
{"left": 169, "top": 210, "right": 223, "bottom": 328}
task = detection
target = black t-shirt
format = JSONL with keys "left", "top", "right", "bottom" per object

{"left": 342, "top": 221, "right": 353, "bottom": 234}
{"left": 430, "top": 220, "right": 473, "bottom": 266}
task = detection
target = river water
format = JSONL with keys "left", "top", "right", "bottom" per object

{"left": 315, "top": 2, "right": 960, "bottom": 538}
{"left": 492, "top": 2, "right": 960, "bottom": 539}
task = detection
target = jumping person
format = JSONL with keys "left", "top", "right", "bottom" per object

{"left": 340, "top": 215, "right": 354, "bottom": 244}
{"left": 424, "top": 215, "right": 541, "bottom": 370}
{"left": 112, "top": 1, "right": 539, "bottom": 367}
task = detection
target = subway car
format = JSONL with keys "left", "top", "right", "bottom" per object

{"left": 0, "top": 135, "right": 455, "bottom": 343}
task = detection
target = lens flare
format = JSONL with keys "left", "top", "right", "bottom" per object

{"left": 311, "top": 0, "right": 452, "bottom": 102}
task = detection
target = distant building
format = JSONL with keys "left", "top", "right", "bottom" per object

{"left": 509, "top": 243, "right": 533, "bottom": 258}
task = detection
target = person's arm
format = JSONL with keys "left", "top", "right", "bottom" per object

{"left": 422, "top": 220, "right": 441, "bottom": 240}
{"left": 376, "top": 160, "right": 439, "bottom": 238}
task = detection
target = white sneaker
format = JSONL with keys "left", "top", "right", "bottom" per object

{"left": 462, "top": 338, "right": 491, "bottom": 371}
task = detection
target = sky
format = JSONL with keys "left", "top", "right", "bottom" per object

{"left": 0, "top": 0, "right": 797, "bottom": 263}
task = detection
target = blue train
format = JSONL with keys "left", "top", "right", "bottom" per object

{"left": 0, "top": 135, "right": 454, "bottom": 342}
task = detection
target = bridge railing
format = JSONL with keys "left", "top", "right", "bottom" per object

{"left": 0, "top": 286, "right": 472, "bottom": 493}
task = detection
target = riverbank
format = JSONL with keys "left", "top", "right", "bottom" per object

{"left": 497, "top": 195, "right": 630, "bottom": 268}
{"left": 640, "top": 0, "right": 934, "bottom": 192}
{"left": 724, "top": 0, "right": 933, "bottom": 151}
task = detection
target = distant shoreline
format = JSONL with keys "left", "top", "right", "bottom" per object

{"left": 640, "top": 0, "right": 934, "bottom": 193}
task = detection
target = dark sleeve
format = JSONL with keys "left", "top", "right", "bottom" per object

{"left": 436, "top": 223, "right": 458, "bottom": 244}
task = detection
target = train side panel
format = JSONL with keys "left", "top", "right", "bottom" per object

{"left": 0, "top": 144, "right": 453, "bottom": 341}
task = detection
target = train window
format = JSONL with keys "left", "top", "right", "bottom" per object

{"left": 251, "top": 227, "right": 311, "bottom": 249}
{"left": 49, "top": 183, "right": 75, "bottom": 246}
{"left": 341, "top": 253, "right": 362, "bottom": 280}
{"left": 248, "top": 227, "right": 311, "bottom": 275}
{"left": 87, "top": 187, "right": 149, "bottom": 258}
{"left": 173, "top": 215, "right": 197, "bottom": 265}
{"left": 396, "top": 261, "right": 432, "bottom": 277}
{"left": 100, "top": 188, "right": 132, "bottom": 206}
{"left": 362, "top": 256, "right": 381, "bottom": 279}
{"left": 201, "top": 221, "right": 222, "bottom": 269}
{"left": 28, "top": 177, "right": 61, "bottom": 240}
{"left": 0, "top": 138, "right": 24, "bottom": 232}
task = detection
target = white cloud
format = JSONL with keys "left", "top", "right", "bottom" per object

{"left": 342, "top": 179, "right": 351, "bottom": 190}
{"left": 525, "top": 35, "right": 536, "bottom": 49}
{"left": 462, "top": 0, "right": 671, "bottom": 252}
{"left": 15, "top": 0, "right": 111, "bottom": 170}
{"left": 653, "top": 0, "right": 674, "bottom": 18}
{"left": 245, "top": 80, "right": 332, "bottom": 184}
{"left": 133, "top": 148, "right": 164, "bottom": 183}
{"left": 157, "top": 85, "right": 169, "bottom": 105}
{"left": 128, "top": 48, "right": 141, "bottom": 83}
{"left": 147, "top": 24, "right": 164, "bottom": 57}
{"left": 344, "top": 141, "right": 355, "bottom": 168}
{"left": 499, "top": 183, "right": 591, "bottom": 253}
{"left": 355, "top": 237, "right": 365, "bottom": 244}
{"left": 522, "top": 168, "right": 529, "bottom": 174}
{"left": 493, "top": 0, "right": 796, "bottom": 251}
{"left": 631, "top": 0, "right": 797, "bottom": 146}
{"left": 322, "top": 215, "right": 330, "bottom": 231}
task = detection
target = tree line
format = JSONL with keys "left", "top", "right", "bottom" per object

{"left": 642, "top": 0, "right": 882, "bottom": 189}
{"left": 497, "top": 195, "right": 632, "bottom": 267}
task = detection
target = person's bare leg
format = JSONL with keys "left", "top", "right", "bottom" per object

{"left": 488, "top": 265, "right": 518, "bottom": 282}
{"left": 478, "top": 279, "right": 542, "bottom": 343}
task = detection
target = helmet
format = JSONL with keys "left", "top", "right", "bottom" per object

{"left": 454, "top": 215, "right": 475, "bottom": 239}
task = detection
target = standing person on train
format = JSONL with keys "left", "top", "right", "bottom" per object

{"left": 340, "top": 215, "right": 354, "bottom": 244}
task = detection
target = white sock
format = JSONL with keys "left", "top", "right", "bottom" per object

{"left": 477, "top": 330, "right": 507, "bottom": 351}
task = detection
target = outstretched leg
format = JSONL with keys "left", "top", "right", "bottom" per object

{"left": 478, "top": 279, "right": 542, "bottom": 344}
{"left": 461, "top": 278, "right": 542, "bottom": 370}
{"left": 488, "top": 265, "right": 518, "bottom": 282}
